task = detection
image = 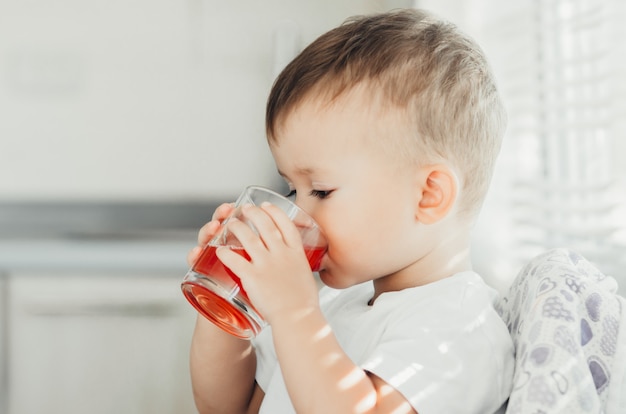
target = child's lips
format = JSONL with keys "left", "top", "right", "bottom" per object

{"left": 318, "top": 252, "right": 329, "bottom": 271}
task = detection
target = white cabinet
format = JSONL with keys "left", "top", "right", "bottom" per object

{"left": 6, "top": 271, "right": 198, "bottom": 414}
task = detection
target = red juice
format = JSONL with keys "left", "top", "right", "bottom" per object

{"left": 304, "top": 245, "right": 326, "bottom": 272}
{"left": 193, "top": 245, "right": 250, "bottom": 295}
{"left": 193, "top": 243, "right": 326, "bottom": 298}
{"left": 182, "top": 243, "right": 326, "bottom": 338}
{"left": 181, "top": 283, "right": 256, "bottom": 336}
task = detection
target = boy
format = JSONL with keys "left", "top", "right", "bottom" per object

{"left": 187, "top": 8, "right": 514, "bottom": 413}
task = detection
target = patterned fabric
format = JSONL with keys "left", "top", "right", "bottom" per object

{"left": 495, "top": 248, "right": 626, "bottom": 414}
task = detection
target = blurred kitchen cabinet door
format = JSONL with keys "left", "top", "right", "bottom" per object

{"left": 6, "top": 272, "right": 198, "bottom": 414}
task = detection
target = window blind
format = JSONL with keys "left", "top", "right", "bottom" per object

{"left": 466, "top": 0, "right": 626, "bottom": 289}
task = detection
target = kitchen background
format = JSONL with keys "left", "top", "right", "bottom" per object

{"left": 0, "top": 0, "right": 624, "bottom": 413}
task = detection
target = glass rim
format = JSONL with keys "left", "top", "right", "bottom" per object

{"left": 243, "top": 185, "right": 321, "bottom": 228}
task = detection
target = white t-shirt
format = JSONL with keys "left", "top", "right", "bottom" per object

{"left": 253, "top": 271, "right": 514, "bottom": 414}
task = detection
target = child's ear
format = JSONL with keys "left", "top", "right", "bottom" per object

{"left": 414, "top": 164, "right": 458, "bottom": 224}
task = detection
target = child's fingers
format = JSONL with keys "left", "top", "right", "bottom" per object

{"left": 240, "top": 204, "right": 286, "bottom": 247}
{"left": 261, "top": 203, "right": 305, "bottom": 248}
{"left": 197, "top": 203, "right": 235, "bottom": 244}
{"left": 186, "top": 245, "right": 203, "bottom": 267}
{"left": 197, "top": 220, "right": 221, "bottom": 245}
{"left": 187, "top": 202, "right": 236, "bottom": 267}
{"left": 211, "top": 202, "right": 235, "bottom": 221}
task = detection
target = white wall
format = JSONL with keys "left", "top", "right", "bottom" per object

{"left": 0, "top": 0, "right": 402, "bottom": 202}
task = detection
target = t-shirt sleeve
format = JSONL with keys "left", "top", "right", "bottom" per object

{"left": 361, "top": 284, "right": 514, "bottom": 414}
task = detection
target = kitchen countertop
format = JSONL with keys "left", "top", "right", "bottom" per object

{"left": 0, "top": 201, "right": 215, "bottom": 275}
{"left": 0, "top": 237, "right": 196, "bottom": 274}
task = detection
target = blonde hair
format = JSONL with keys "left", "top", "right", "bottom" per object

{"left": 266, "top": 9, "right": 506, "bottom": 217}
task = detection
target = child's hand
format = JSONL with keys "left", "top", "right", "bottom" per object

{"left": 215, "top": 203, "right": 320, "bottom": 325}
{"left": 186, "top": 202, "right": 235, "bottom": 267}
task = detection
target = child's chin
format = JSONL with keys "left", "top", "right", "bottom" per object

{"left": 318, "top": 270, "right": 351, "bottom": 289}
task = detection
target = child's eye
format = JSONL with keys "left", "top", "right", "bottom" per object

{"left": 284, "top": 189, "right": 296, "bottom": 199}
{"left": 310, "top": 189, "right": 333, "bottom": 199}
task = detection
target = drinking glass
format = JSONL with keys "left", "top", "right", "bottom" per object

{"left": 181, "top": 185, "right": 327, "bottom": 339}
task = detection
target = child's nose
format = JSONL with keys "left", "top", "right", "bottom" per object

{"left": 294, "top": 197, "right": 316, "bottom": 220}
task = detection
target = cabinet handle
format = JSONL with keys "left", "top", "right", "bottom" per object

{"left": 25, "top": 301, "right": 179, "bottom": 318}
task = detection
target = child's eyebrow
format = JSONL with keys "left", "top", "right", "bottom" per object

{"left": 277, "top": 167, "right": 316, "bottom": 178}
